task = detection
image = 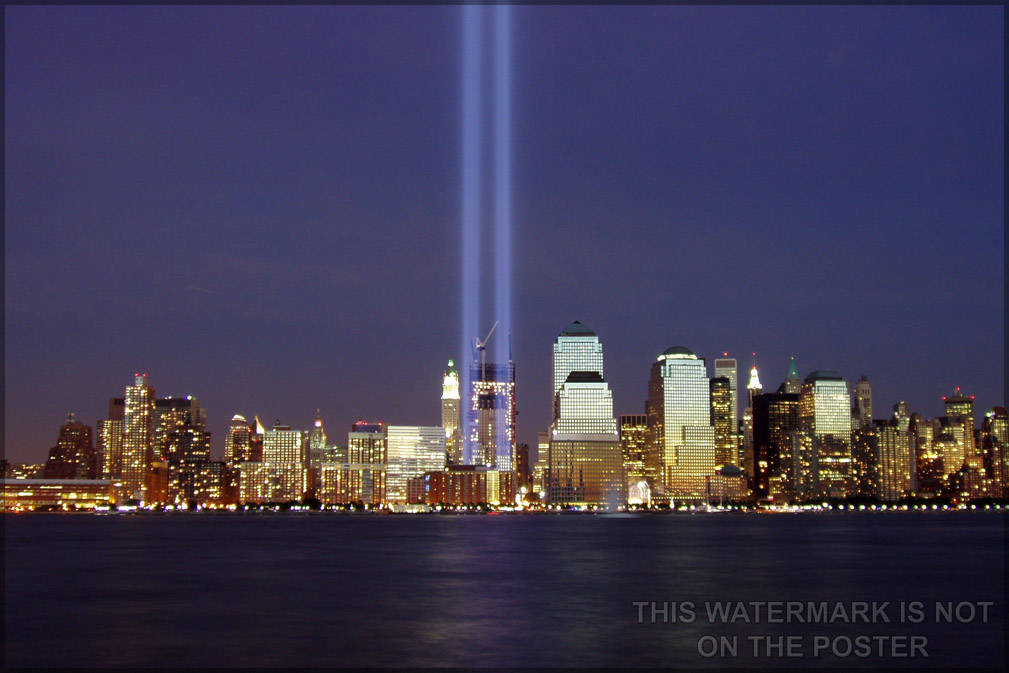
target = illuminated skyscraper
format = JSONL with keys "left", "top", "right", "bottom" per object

{"left": 224, "top": 414, "right": 252, "bottom": 466}
{"left": 892, "top": 401, "right": 911, "bottom": 433}
{"left": 239, "top": 422, "right": 307, "bottom": 503}
{"left": 798, "top": 371, "right": 852, "bottom": 498}
{"left": 549, "top": 371, "right": 624, "bottom": 505}
{"left": 910, "top": 413, "right": 941, "bottom": 495}
{"left": 851, "top": 420, "right": 913, "bottom": 502}
{"left": 308, "top": 409, "right": 328, "bottom": 469}
{"left": 553, "top": 321, "right": 603, "bottom": 396}
{"left": 153, "top": 396, "right": 209, "bottom": 463}
{"left": 386, "top": 426, "right": 446, "bottom": 503}
{"left": 943, "top": 388, "right": 976, "bottom": 457}
{"left": 43, "top": 413, "right": 95, "bottom": 479}
{"left": 646, "top": 346, "right": 716, "bottom": 502}
{"left": 742, "top": 359, "right": 762, "bottom": 474}
{"left": 981, "top": 407, "right": 1008, "bottom": 497}
{"left": 620, "top": 414, "right": 651, "bottom": 494}
{"left": 713, "top": 356, "right": 738, "bottom": 438}
{"left": 349, "top": 421, "right": 386, "bottom": 465}
{"left": 852, "top": 376, "right": 872, "bottom": 429}
{"left": 709, "top": 377, "right": 735, "bottom": 467}
{"left": 96, "top": 397, "right": 124, "bottom": 480}
{"left": 468, "top": 360, "right": 516, "bottom": 470}
{"left": 751, "top": 392, "right": 799, "bottom": 501}
{"left": 122, "top": 373, "right": 154, "bottom": 501}
{"left": 441, "top": 360, "right": 463, "bottom": 464}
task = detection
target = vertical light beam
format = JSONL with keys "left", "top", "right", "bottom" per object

{"left": 493, "top": 4, "right": 512, "bottom": 470}
{"left": 461, "top": 5, "right": 482, "bottom": 465}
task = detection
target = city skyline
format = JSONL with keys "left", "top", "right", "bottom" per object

{"left": 5, "top": 6, "right": 1003, "bottom": 462}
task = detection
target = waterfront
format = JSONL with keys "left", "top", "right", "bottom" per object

{"left": 4, "top": 512, "right": 1005, "bottom": 668}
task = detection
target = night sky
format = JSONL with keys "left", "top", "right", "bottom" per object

{"left": 5, "top": 6, "right": 1003, "bottom": 463}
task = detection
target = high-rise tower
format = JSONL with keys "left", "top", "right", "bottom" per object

{"left": 122, "top": 373, "right": 154, "bottom": 501}
{"left": 713, "top": 355, "right": 738, "bottom": 437}
{"left": 852, "top": 376, "right": 872, "bottom": 430}
{"left": 553, "top": 321, "right": 604, "bottom": 396}
{"left": 797, "top": 370, "right": 852, "bottom": 498}
{"left": 441, "top": 360, "right": 462, "bottom": 464}
{"left": 646, "top": 346, "right": 716, "bottom": 502}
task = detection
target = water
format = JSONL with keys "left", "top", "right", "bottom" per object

{"left": 4, "top": 512, "right": 1005, "bottom": 668}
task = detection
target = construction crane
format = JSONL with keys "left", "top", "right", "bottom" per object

{"left": 475, "top": 321, "right": 499, "bottom": 381}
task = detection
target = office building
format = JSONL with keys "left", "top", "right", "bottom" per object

{"left": 442, "top": 360, "right": 463, "bottom": 464}
{"left": 713, "top": 355, "right": 738, "bottom": 441}
{"left": 751, "top": 392, "right": 800, "bottom": 501}
{"left": 386, "top": 426, "right": 446, "bottom": 503}
{"left": 122, "top": 373, "right": 155, "bottom": 502}
{"left": 468, "top": 360, "right": 516, "bottom": 470}
{"left": 620, "top": 414, "right": 651, "bottom": 495}
{"left": 646, "top": 346, "right": 716, "bottom": 502}
{"left": 981, "top": 407, "right": 1008, "bottom": 497}
{"left": 798, "top": 371, "right": 852, "bottom": 498}
{"left": 224, "top": 414, "right": 252, "bottom": 466}
{"left": 852, "top": 376, "right": 872, "bottom": 430}
{"left": 709, "top": 377, "right": 735, "bottom": 468}
{"left": 43, "top": 413, "right": 95, "bottom": 480}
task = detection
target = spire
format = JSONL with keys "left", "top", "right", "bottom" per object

{"left": 787, "top": 356, "right": 800, "bottom": 381}
{"left": 747, "top": 353, "right": 762, "bottom": 391}
{"left": 314, "top": 409, "right": 323, "bottom": 429}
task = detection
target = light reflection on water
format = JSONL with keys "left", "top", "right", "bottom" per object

{"left": 4, "top": 512, "right": 1004, "bottom": 668}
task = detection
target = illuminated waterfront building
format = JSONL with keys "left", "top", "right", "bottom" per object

{"left": 933, "top": 416, "right": 970, "bottom": 473}
{"left": 153, "top": 396, "right": 210, "bottom": 464}
{"left": 238, "top": 422, "right": 307, "bottom": 503}
{"left": 851, "top": 420, "right": 913, "bottom": 501}
{"left": 741, "top": 360, "right": 762, "bottom": 476}
{"left": 549, "top": 371, "right": 624, "bottom": 505}
{"left": 315, "top": 463, "right": 386, "bottom": 505}
{"left": 852, "top": 376, "right": 872, "bottom": 430}
{"left": 96, "top": 398, "right": 125, "bottom": 480}
{"left": 532, "top": 430, "right": 550, "bottom": 494}
{"left": 169, "top": 461, "right": 229, "bottom": 506}
{"left": 981, "top": 407, "right": 1008, "bottom": 497}
{"left": 798, "top": 371, "right": 852, "bottom": 498}
{"left": 944, "top": 388, "right": 976, "bottom": 454}
{"left": 713, "top": 355, "right": 738, "bottom": 443}
{"left": 705, "top": 464, "right": 748, "bottom": 503}
{"left": 348, "top": 421, "right": 387, "bottom": 465}
{"left": 122, "top": 373, "right": 155, "bottom": 502}
{"left": 553, "top": 321, "right": 604, "bottom": 395}
{"left": 910, "top": 413, "right": 940, "bottom": 495}
{"left": 421, "top": 465, "right": 516, "bottom": 506}
{"left": 224, "top": 414, "right": 252, "bottom": 466}
{"left": 646, "top": 346, "right": 716, "bottom": 502}
{"left": 751, "top": 392, "right": 799, "bottom": 501}
{"left": 386, "top": 426, "right": 446, "bottom": 503}
{"left": 442, "top": 360, "right": 463, "bottom": 464}
{"left": 1, "top": 478, "right": 112, "bottom": 511}
{"left": 43, "top": 413, "right": 95, "bottom": 480}
{"left": 709, "top": 377, "right": 735, "bottom": 468}
{"left": 620, "top": 414, "right": 651, "bottom": 494}
{"left": 468, "top": 360, "right": 516, "bottom": 470}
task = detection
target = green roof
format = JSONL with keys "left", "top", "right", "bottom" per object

{"left": 805, "top": 370, "right": 842, "bottom": 383}
{"left": 559, "top": 320, "right": 596, "bottom": 337}
{"left": 662, "top": 346, "right": 695, "bottom": 357}
{"left": 787, "top": 356, "right": 800, "bottom": 380}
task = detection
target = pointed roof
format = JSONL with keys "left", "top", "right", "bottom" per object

{"left": 559, "top": 320, "right": 596, "bottom": 337}
{"left": 787, "top": 356, "right": 800, "bottom": 380}
{"left": 445, "top": 359, "right": 457, "bottom": 375}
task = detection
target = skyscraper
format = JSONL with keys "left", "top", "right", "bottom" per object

{"left": 468, "top": 360, "right": 516, "bottom": 470}
{"left": 709, "top": 376, "right": 735, "bottom": 468}
{"left": 386, "top": 426, "right": 446, "bottom": 504}
{"left": 224, "top": 414, "right": 252, "bottom": 466}
{"left": 553, "top": 321, "right": 604, "bottom": 395}
{"left": 441, "top": 360, "right": 462, "bottom": 464}
{"left": 122, "top": 373, "right": 154, "bottom": 501}
{"left": 646, "top": 346, "right": 716, "bottom": 502}
{"left": 798, "top": 371, "right": 852, "bottom": 498}
{"left": 943, "top": 388, "right": 976, "bottom": 457}
{"left": 43, "top": 413, "right": 95, "bottom": 479}
{"left": 751, "top": 392, "right": 800, "bottom": 501}
{"left": 713, "top": 356, "right": 738, "bottom": 436}
{"left": 620, "top": 414, "right": 651, "bottom": 496}
{"left": 981, "top": 407, "right": 1008, "bottom": 497}
{"left": 910, "top": 412, "right": 941, "bottom": 495}
{"left": 96, "top": 397, "right": 124, "bottom": 480}
{"left": 852, "top": 376, "right": 872, "bottom": 429}
{"left": 549, "top": 371, "right": 624, "bottom": 505}
{"left": 153, "top": 396, "right": 210, "bottom": 463}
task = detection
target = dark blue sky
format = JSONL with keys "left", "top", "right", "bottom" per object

{"left": 5, "top": 6, "right": 1003, "bottom": 462}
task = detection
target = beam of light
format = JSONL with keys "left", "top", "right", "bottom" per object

{"left": 461, "top": 5, "right": 482, "bottom": 466}
{"left": 493, "top": 3, "right": 512, "bottom": 471}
